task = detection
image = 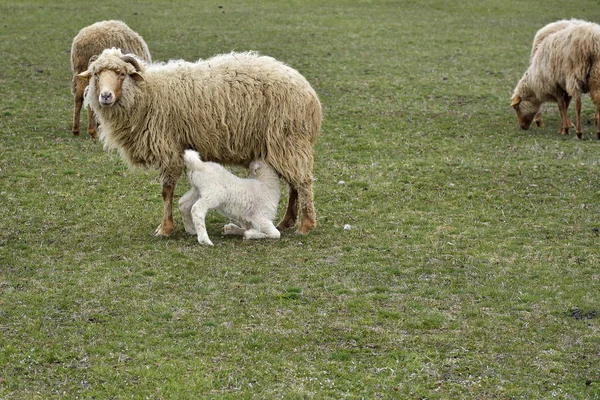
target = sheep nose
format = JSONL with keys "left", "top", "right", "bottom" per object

{"left": 100, "top": 91, "right": 113, "bottom": 104}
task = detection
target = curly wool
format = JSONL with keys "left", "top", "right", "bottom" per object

{"left": 84, "top": 48, "right": 321, "bottom": 235}
{"left": 517, "top": 23, "right": 600, "bottom": 101}
{"left": 71, "top": 20, "right": 151, "bottom": 76}
{"left": 530, "top": 19, "right": 588, "bottom": 59}
{"left": 87, "top": 49, "right": 320, "bottom": 186}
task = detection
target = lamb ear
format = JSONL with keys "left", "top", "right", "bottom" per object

{"left": 510, "top": 95, "right": 521, "bottom": 108}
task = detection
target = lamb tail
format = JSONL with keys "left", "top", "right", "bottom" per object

{"left": 183, "top": 149, "right": 204, "bottom": 171}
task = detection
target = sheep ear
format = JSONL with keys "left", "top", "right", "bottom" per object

{"left": 88, "top": 54, "right": 98, "bottom": 66}
{"left": 78, "top": 70, "right": 92, "bottom": 81}
{"left": 130, "top": 72, "right": 144, "bottom": 82}
{"left": 510, "top": 95, "right": 521, "bottom": 108}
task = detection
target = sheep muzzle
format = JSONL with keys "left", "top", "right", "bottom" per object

{"left": 95, "top": 70, "right": 124, "bottom": 107}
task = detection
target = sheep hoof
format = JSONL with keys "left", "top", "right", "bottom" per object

{"left": 222, "top": 223, "right": 244, "bottom": 236}
{"left": 276, "top": 219, "right": 297, "bottom": 231}
{"left": 72, "top": 130, "right": 80, "bottom": 136}
{"left": 197, "top": 237, "right": 214, "bottom": 246}
{"left": 153, "top": 223, "right": 173, "bottom": 237}
{"left": 576, "top": 131, "right": 583, "bottom": 139}
{"left": 88, "top": 130, "right": 98, "bottom": 140}
{"left": 296, "top": 219, "right": 316, "bottom": 235}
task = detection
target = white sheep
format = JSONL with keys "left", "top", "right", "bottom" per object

{"left": 80, "top": 48, "right": 320, "bottom": 237}
{"left": 511, "top": 22, "right": 600, "bottom": 139}
{"left": 71, "top": 20, "right": 151, "bottom": 138}
{"left": 179, "top": 150, "right": 281, "bottom": 245}
{"left": 528, "top": 19, "right": 587, "bottom": 130}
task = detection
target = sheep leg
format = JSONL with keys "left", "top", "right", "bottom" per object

{"left": 596, "top": 108, "right": 600, "bottom": 139}
{"left": 297, "top": 179, "right": 316, "bottom": 235}
{"left": 589, "top": 69, "right": 600, "bottom": 139}
{"left": 574, "top": 94, "right": 583, "bottom": 139}
{"left": 72, "top": 95, "right": 83, "bottom": 136}
{"left": 190, "top": 200, "right": 213, "bottom": 245}
{"left": 563, "top": 95, "right": 574, "bottom": 129}
{"left": 243, "top": 229, "right": 268, "bottom": 240}
{"left": 261, "top": 219, "right": 281, "bottom": 239}
{"left": 243, "top": 219, "right": 281, "bottom": 240}
{"left": 534, "top": 112, "right": 544, "bottom": 128}
{"left": 277, "top": 186, "right": 299, "bottom": 231}
{"left": 178, "top": 189, "right": 199, "bottom": 235}
{"left": 87, "top": 106, "right": 98, "bottom": 139}
{"left": 557, "top": 94, "right": 571, "bottom": 135}
{"left": 154, "top": 183, "right": 176, "bottom": 237}
{"left": 222, "top": 223, "right": 246, "bottom": 236}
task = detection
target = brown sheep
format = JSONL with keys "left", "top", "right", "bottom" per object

{"left": 70, "top": 20, "right": 151, "bottom": 139}
{"left": 80, "top": 48, "right": 321, "bottom": 236}
{"left": 511, "top": 22, "right": 600, "bottom": 139}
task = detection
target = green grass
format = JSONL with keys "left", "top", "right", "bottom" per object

{"left": 1, "top": 0, "right": 600, "bottom": 398}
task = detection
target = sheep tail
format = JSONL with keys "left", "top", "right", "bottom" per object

{"left": 183, "top": 149, "right": 205, "bottom": 172}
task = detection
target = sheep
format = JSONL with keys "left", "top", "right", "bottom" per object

{"left": 179, "top": 150, "right": 281, "bottom": 245}
{"left": 71, "top": 20, "right": 151, "bottom": 139}
{"left": 528, "top": 19, "right": 587, "bottom": 130}
{"left": 511, "top": 22, "right": 600, "bottom": 139}
{"left": 80, "top": 48, "right": 321, "bottom": 237}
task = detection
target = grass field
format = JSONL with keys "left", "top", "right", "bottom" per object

{"left": 1, "top": 0, "right": 600, "bottom": 398}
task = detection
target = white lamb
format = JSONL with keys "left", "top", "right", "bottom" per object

{"left": 179, "top": 150, "right": 281, "bottom": 245}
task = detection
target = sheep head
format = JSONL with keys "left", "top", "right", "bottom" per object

{"left": 510, "top": 94, "right": 540, "bottom": 131}
{"left": 249, "top": 160, "right": 265, "bottom": 178}
{"left": 78, "top": 48, "right": 145, "bottom": 108}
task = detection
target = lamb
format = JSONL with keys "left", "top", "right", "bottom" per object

{"left": 179, "top": 150, "right": 281, "bottom": 245}
{"left": 71, "top": 20, "right": 151, "bottom": 139}
{"left": 80, "top": 48, "right": 321, "bottom": 236}
{"left": 527, "top": 19, "right": 587, "bottom": 130}
{"left": 511, "top": 22, "right": 600, "bottom": 139}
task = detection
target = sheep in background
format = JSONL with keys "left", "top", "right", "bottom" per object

{"left": 511, "top": 22, "right": 600, "bottom": 139}
{"left": 71, "top": 20, "right": 151, "bottom": 138}
{"left": 530, "top": 19, "right": 588, "bottom": 58}
{"left": 179, "top": 150, "right": 281, "bottom": 245}
{"left": 80, "top": 49, "right": 321, "bottom": 236}
{"left": 528, "top": 19, "right": 588, "bottom": 130}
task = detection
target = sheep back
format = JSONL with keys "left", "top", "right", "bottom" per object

{"left": 528, "top": 22, "right": 600, "bottom": 97}
{"left": 71, "top": 20, "right": 151, "bottom": 75}
{"left": 530, "top": 19, "right": 588, "bottom": 58}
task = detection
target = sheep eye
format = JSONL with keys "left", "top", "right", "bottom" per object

{"left": 120, "top": 72, "right": 126, "bottom": 79}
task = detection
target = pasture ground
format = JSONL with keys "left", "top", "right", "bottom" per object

{"left": 1, "top": 0, "right": 600, "bottom": 398}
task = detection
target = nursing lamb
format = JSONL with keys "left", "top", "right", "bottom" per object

{"left": 179, "top": 150, "right": 281, "bottom": 245}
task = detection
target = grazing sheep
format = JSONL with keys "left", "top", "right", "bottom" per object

{"left": 71, "top": 20, "right": 151, "bottom": 138}
{"left": 81, "top": 48, "right": 321, "bottom": 236}
{"left": 179, "top": 150, "right": 281, "bottom": 245}
{"left": 528, "top": 19, "right": 587, "bottom": 130}
{"left": 511, "top": 22, "right": 600, "bottom": 139}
